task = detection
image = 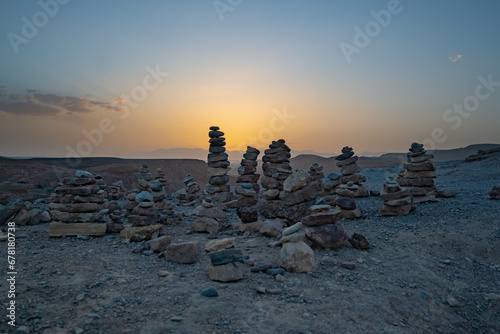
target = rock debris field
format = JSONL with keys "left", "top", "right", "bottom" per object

{"left": 1, "top": 142, "right": 499, "bottom": 334}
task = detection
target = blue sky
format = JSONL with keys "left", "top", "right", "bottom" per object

{"left": 0, "top": 0, "right": 499, "bottom": 157}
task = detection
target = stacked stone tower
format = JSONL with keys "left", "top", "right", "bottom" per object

{"left": 235, "top": 146, "right": 260, "bottom": 223}
{"left": 335, "top": 146, "right": 368, "bottom": 197}
{"left": 206, "top": 126, "right": 231, "bottom": 202}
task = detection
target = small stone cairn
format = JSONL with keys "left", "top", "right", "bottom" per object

{"left": 279, "top": 222, "right": 315, "bottom": 273}
{"left": 235, "top": 146, "right": 261, "bottom": 223}
{"left": 206, "top": 126, "right": 231, "bottom": 203}
{"left": 191, "top": 197, "right": 226, "bottom": 233}
{"left": 301, "top": 204, "right": 348, "bottom": 249}
{"left": 335, "top": 146, "right": 369, "bottom": 198}
{"left": 380, "top": 175, "right": 414, "bottom": 216}
{"left": 176, "top": 174, "right": 201, "bottom": 203}
{"left": 397, "top": 142, "right": 437, "bottom": 203}
{"left": 48, "top": 170, "right": 106, "bottom": 236}
{"left": 207, "top": 249, "right": 244, "bottom": 282}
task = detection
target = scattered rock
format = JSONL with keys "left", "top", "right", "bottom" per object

{"left": 205, "top": 237, "right": 235, "bottom": 252}
{"left": 164, "top": 241, "right": 200, "bottom": 264}
{"left": 201, "top": 287, "right": 218, "bottom": 297}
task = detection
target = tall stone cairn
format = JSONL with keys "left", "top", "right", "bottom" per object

{"left": 397, "top": 142, "right": 437, "bottom": 204}
{"left": 335, "top": 146, "right": 369, "bottom": 198}
{"left": 260, "top": 139, "right": 293, "bottom": 194}
{"left": 235, "top": 146, "right": 261, "bottom": 223}
{"left": 206, "top": 126, "right": 231, "bottom": 203}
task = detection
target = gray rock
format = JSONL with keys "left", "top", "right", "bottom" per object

{"left": 201, "top": 287, "right": 218, "bottom": 297}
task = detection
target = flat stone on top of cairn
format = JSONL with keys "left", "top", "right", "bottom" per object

{"left": 205, "top": 126, "right": 231, "bottom": 203}
{"left": 397, "top": 142, "right": 437, "bottom": 204}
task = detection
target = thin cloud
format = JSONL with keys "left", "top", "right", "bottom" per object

{"left": 449, "top": 54, "right": 463, "bottom": 62}
{"left": 0, "top": 88, "right": 128, "bottom": 116}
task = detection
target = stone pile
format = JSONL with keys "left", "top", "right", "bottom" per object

{"left": 48, "top": 170, "right": 106, "bottom": 236}
{"left": 235, "top": 146, "right": 260, "bottom": 223}
{"left": 301, "top": 205, "right": 348, "bottom": 248}
{"left": 94, "top": 174, "right": 106, "bottom": 191}
{"left": 380, "top": 175, "right": 414, "bottom": 216}
{"left": 279, "top": 222, "right": 315, "bottom": 273}
{"left": 335, "top": 146, "right": 368, "bottom": 197}
{"left": 176, "top": 174, "right": 201, "bottom": 203}
{"left": 127, "top": 190, "right": 161, "bottom": 227}
{"left": 206, "top": 126, "right": 231, "bottom": 203}
{"left": 397, "top": 143, "right": 437, "bottom": 203}
{"left": 154, "top": 167, "right": 169, "bottom": 194}
{"left": 109, "top": 180, "right": 126, "bottom": 200}
{"left": 134, "top": 163, "right": 153, "bottom": 185}
{"left": 320, "top": 172, "right": 342, "bottom": 196}
{"left": 191, "top": 197, "right": 226, "bottom": 233}
{"left": 309, "top": 163, "right": 324, "bottom": 181}
{"left": 335, "top": 197, "right": 361, "bottom": 219}
{"left": 260, "top": 139, "right": 293, "bottom": 193}
{"left": 207, "top": 248, "right": 244, "bottom": 282}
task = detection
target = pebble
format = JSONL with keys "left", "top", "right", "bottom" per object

{"left": 75, "top": 328, "right": 84, "bottom": 334}
{"left": 76, "top": 293, "right": 85, "bottom": 301}
{"left": 446, "top": 296, "right": 459, "bottom": 307}
{"left": 201, "top": 287, "right": 218, "bottom": 297}
{"left": 266, "top": 268, "right": 285, "bottom": 276}
{"left": 158, "top": 270, "right": 171, "bottom": 277}
{"left": 76, "top": 235, "right": 91, "bottom": 240}
{"left": 267, "top": 288, "right": 282, "bottom": 295}
{"left": 15, "top": 326, "right": 30, "bottom": 334}
{"left": 142, "top": 250, "right": 154, "bottom": 256}
{"left": 256, "top": 286, "right": 267, "bottom": 294}
{"left": 171, "top": 316, "right": 184, "bottom": 322}
{"left": 341, "top": 262, "right": 356, "bottom": 270}
{"left": 275, "top": 274, "right": 284, "bottom": 283}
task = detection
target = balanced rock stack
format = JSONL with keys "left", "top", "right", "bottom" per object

{"left": 176, "top": 174, "right": 201, "bottom": 203}
{"left": 397, "top": 143, "right": 437, "bottom": 204}
{"left": 260, "top": 139, "right": 293, "bottom": 193}
{"left": 279, "top": 222, "right": 315, "bottom": 273}
{"left": 207, "top": 249, "right": 244, "bottom": 282}
{"left": 206, "top": 126, "right": 231, "bottom": 203}
{"left": 48, "top": 170, "right": 106, "bottom": 237}
{"left": 109, "top": 180, "right": 126, "bottom": 200}
{"left": 127, "top": 191, "right": 161, "bottom": 227}
{"left": 134, "top": 164, "right": 153, "bottom": 183}
{"left": 301, "top": 205, "right": 348, "bottom": 248}
{"left": 191, "top": 197, "right": 226, "bottom": 233}
{"left": 94, "top": 174, "right": 107, "bottom": 191}
{"left": 154, "top": 167, "right": 169, "bottom": 195}
{"left": 309, "top": 163, "right": 324, "bottom": 181}
{"left": 235, "top": 147, "right": 261, "bottom": 223}
{"left": 380, "top": 175, "right": 414, "bottom": 216}
{"left": 335, "top": 197, "right": 361, "bottom": 219}
{"left": 335, "top": 146, "right": 369, "bottom": 198}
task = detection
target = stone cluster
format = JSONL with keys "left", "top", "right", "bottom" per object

{"left": 48, "top": 170, "right": 106, "bottom": 236}
{"left": 260, "top": 139, "right": 292, "bottom": 193}
{"left": 176, "top": 174, "right": 201, "bottom": 203}
{"left": 335, "top": 146, "right": 368, "bottom": 197}
{"left": 154, "top": 167, "right": 169, "bottom": 194}
{"left": 309, "top": 163, "right": 324, "bottom": 180}
{"left": 279, "top": 222, "right": 315, "bottom": 273}
{"left": 207, "top": 249, "right": 244, "bottom": 282}
{"left": 335, "top": 197, "right": 361, "bottom": 219}
{"left": 191, "top": 197, "right": 226, "bottom": 233}
{"left": 109, "top": 180, "right": 126, "bottom": 200}
{"left": 397, "top": 143, "right": 437, "bottom": 203}
{"left": 94, "top": 174, "right": 106, "bottom": 191}
{"left": 134, "top": 164, "right": 153, "bottom": 184}
{"left": 235, "top": 146, "right": 261, "bottom": 223}
{"left": 206, "top": 126, "right": 231, "bottom": 203}
{"left": 380, "top": 175, "right": 414, "bottom": 216}
{"left": 301, "top": 205, "right": 348, "bottom": 248}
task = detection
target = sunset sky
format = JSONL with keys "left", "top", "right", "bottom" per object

{"left": 0, "top": 0, "right": 499, "bottom": 158}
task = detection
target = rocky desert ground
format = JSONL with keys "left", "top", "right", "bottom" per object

{"left": 1, "top": 148, "right": 499, "bottom": 334}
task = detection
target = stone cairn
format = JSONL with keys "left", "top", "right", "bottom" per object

{"left": 94, "top": 174, "right": 106, "bottom": 191}
{"left": 154, "top": 167, "right": 169, "bottom": 195}
{"left": 261, "top": 139, "right": 293, "bottom": 195}
{"left": 191, "top": 197, "right": 226, "bottom": 233}
{"left": 235, "top": 146, "right": 261, "bottom": 223}
{"left": 397, "top": 142, "right": 437, "bottom": 204}
{"left": 207, "top": 248, "right": 244, "bottom": 282}
{"left": 381, "top": 175, "right": 414, "bottom": 216}
{"left": 335, "top": 197, "right": 361, "bottom": 219}
{"left": 109, "top": 180, "right": 126, "bottom": 200}
{"left": 309, "top": 163, "right": 324, "bottom": 180}
{"left": 279, "top": 222, "right": 315, "bottom": 273}
{"left": 206, "top": 126, "right": 231, "bottom": 203}
{"left": 335, "top": 146, "right": 369, "bottom": 198}
{"left": 301, "top": 204, "right": 348, "bottom": 249}
{"left": 48, "top": 170, "right": 106, "bottom": 236}
{"left": 176, "top": 174, "right": 201, "bottom": 203}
